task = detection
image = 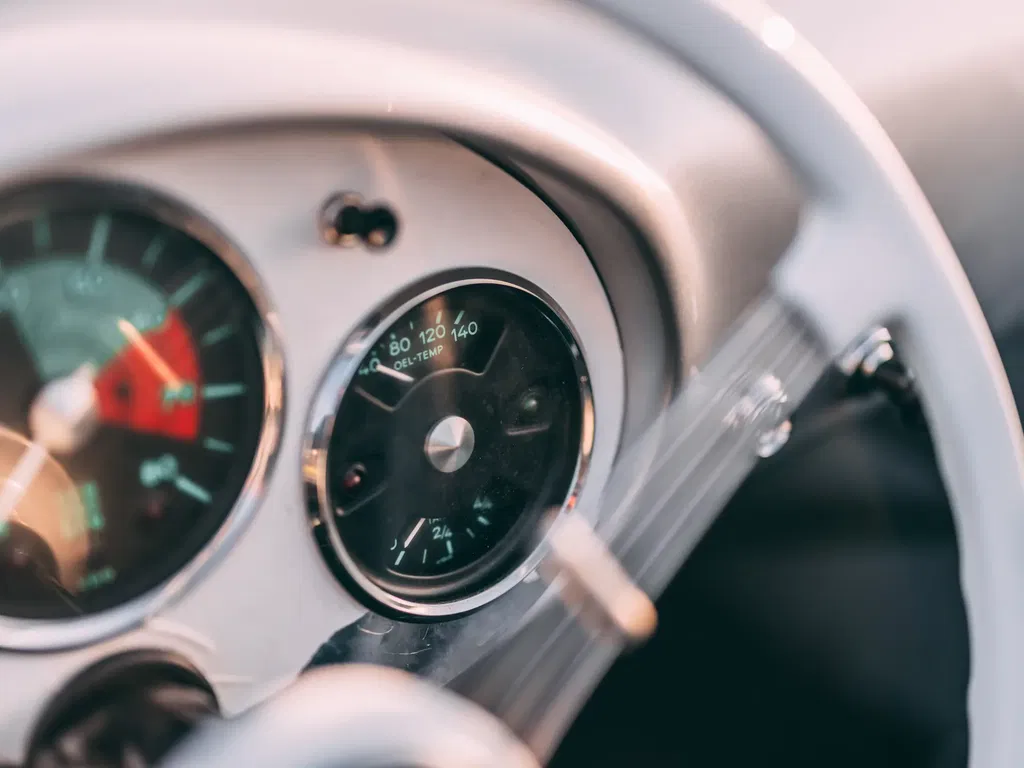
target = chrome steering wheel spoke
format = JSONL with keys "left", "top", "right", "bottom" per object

{"left": 456, "top": 1, "right": 1024, "bottom": 765}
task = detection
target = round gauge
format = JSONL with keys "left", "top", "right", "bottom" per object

{"left": 0, "top": 181, "right": 276, "bottom": 627}
{"left": 307, "top": 275, "right": 592, "bottom": 618}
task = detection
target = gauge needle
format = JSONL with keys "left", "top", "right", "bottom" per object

{"left": 375, "top": 364, "right": 415, "bottom": 384}
{"left": 0, "top": 442, "right": 48, "bottom": 524}
{"left": 117, "top": 317, "right": 183, "bottom": 390}
{"left": 404, "top": 518, "right": 427, "bottom": 548}
{"left": 0, "top": 364, "right": 99, "bottom": 524}
{"left": 29, "top": 363, "right": 99, "bottom": 455}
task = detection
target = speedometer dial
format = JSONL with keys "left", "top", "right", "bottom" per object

{"left": 306, "top": 275, "right": 593, "bottom": 618}
{"left": 0, "top": 181, "right": 276, "bottom": 628}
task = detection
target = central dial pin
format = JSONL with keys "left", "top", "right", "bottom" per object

{"left": 424, "top": 415, "right": 476, "bottom": 474}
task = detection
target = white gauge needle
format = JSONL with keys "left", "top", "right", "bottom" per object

{"left": 375, "top": 364, "right": 415, "bottom": 384}
{"left": 0, "top": 443, "right": 48, "bottom": 524}
{"left": 117, "top": 318, "right": 182, "bottom": 390}
{"left": 0, "top": 363, "right": 99, "bottom": 524}
{"left": 404, "top": 518, "right": 427, "bottom": 548}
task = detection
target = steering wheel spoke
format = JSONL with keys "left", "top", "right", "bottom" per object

{"left": 456, "top": 1, "right": 1024, "bottom": 764}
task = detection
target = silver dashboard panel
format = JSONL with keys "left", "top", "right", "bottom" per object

{"left": 0, "top": 131, "right": 627, "bottom": 763}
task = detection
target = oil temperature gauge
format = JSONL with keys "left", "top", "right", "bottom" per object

{"left": 306, "top": 276, "right": 593, "bottom": 618}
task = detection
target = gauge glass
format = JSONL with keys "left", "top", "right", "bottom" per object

{"left": 318, "top": 279, "right": 589, "bottom": 612}
{"left": 0, "top": 183, "right": 267, "bottom": 620}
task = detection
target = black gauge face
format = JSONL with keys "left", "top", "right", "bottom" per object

{"left": 320, "top": 280, "right": 587, "bottom": 611}
{"left": 0, "top": 183, "right": 267, "bottom": 620}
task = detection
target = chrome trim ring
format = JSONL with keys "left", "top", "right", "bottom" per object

{"left": 303, "top": 269, "right": 595, "bottom": 619}
{"left": 0, "top": 177, "right": 285, "bottom": 651}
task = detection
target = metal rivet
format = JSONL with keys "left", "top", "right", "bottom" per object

{"left": 725, "top": 373, "right": 792, "bottom": 459}
{"left": 755, "top": 418, "right": 792, "bottom": 458}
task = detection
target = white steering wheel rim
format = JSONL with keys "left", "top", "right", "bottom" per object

{"left": 584, "top": 2, "right": 1024, "bottom": 766}
{"left": 162, "top": 665, "right": 539, "bottom": 768}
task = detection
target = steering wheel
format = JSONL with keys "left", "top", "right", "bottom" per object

{"left": 94, "top": 0, "right": 1023, "bottom": 765}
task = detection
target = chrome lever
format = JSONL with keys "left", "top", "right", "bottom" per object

{"left": 539, "top": 512, "right": 657, "bottom": 646}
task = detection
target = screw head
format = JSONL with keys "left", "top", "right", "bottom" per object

{"left": 726, "top": 373, "right": 792, "bottom": 459}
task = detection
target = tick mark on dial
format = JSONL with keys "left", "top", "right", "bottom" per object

{"left": 203, "top": 437, "right": 234, "bottom": 454}
{"left": 32, "top": 214, "right": 51, "bottom": 252}
{"left": 202, "top": 383, "right": 247, "bottom": 400}
{"left": 174, "top": 475, "right": 211, "bottom": 504}
{"left": 141, "top": 233, "right": 166, "bottom": 270}
{"left": 169, "top": 271, "right": 211, "bottom": 308}
{"left": 200, "top": 324, "right": 235, "bottom": 347}
{"left": 87, "top": 214, "right": 112, "bottom": 265}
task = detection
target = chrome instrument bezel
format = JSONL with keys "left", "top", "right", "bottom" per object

{"left": 0, "top": 177, "right": 286, "bottom": 651}
{"left": 303, "top": 269, "right": 595, "bottom": 619}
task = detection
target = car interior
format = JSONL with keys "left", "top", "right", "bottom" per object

{"left": 0, "top": 1, "right": 1022, "bottom": 766}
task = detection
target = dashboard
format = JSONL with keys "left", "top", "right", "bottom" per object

{"left": 0, "top": 129, "right": 666, "bottom": 764}
{"left": 1, "top": 0, "right": 1024, "bottom": 766}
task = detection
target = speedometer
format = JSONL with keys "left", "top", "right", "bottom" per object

{"left": 305, "top": 275, "right": 593, "bottom": 618}
{"left": 0, "top": 181, "right": 278, "bottom": 637}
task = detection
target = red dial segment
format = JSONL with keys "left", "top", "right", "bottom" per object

{"left": 94, "top": 310, "right": 201, "bottom": 442}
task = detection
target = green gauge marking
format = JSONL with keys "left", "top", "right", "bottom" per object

{"left": 161, "top": 382, "right": 197, "bottom": 408}
{"left": 175, "top": 475, "right": 212, "bottom": 504}
{"left": 87, "top": 214, "right": 112, "bottom": 265}
{"left": 140, "top": 454, "right": 178, "bottom": 488}
{"left": 169, "top": 271, "right": 210, "bottom": 307}
{"left": 141, "top": 233, "right": 167, "bottom": 270}
{"left": 202, "top": 383, "right": 247, "bottom": 400}
{"left": 32, "top": 214, "right": 51, "bottom": 251}
{"left": 59, "top": 482, "right": 104, "bottom": 540}
{"left": 0, "top": 260, "right": 167, "bottom": 379}
{"left": 81, "top": 482, "right": 104, "bottom": 532}
{"left": 203, "top": 437, "right": 234, "bottom": 453}
{"left": 77, "top": 566, "right": 116, "bottom": 592}
{"left": 200, "top": 324, "right": 235, "bottom": 347}
{"left": 140, "top": 454, "right": 212, "bottom": 504}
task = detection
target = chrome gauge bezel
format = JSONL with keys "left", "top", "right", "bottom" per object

{"left": 303, "top": 270, "right": 595, "bottom": 620}
{"left": 0, "top": 177, "right": 285, "bottom": 651}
